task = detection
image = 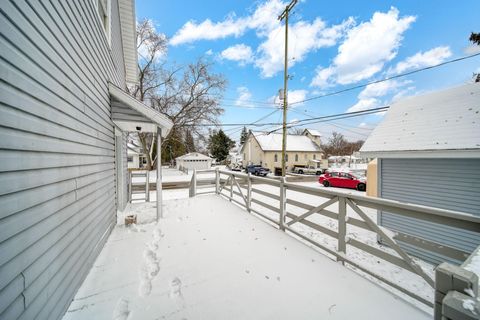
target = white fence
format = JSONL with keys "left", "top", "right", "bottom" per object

{"left": 188, "top": 169, "right": 480, "bottom": 308}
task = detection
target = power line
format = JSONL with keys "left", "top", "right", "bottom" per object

{"left": 186, "top": 106, "right": 388, "bottom": 127}
{"left": 289, "top": 52, "right": 480, "bottom": 106}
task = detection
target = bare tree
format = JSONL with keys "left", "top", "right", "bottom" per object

{"left": 128, "top": 19, "right": 226, "bottom": 169}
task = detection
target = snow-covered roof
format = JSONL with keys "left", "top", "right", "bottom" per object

{"left": 303, "top": 129, "right": 322, "bottom": 137}
{"left": 361, "top": 83, "right": 480, "bottom": 158}
{"left": 176, "top": 152, "right": 212, "bottom": 160}
{"left": 252, "top": 132, "right": 322, "bottom": 152}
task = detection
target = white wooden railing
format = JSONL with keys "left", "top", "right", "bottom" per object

{"left": 188, "top": 169, "right": 480, "bottom": 308}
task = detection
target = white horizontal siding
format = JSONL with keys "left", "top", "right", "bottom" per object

{"left": 0, "top": 0, "right": 128, "bottom": 319}
{"left": 379, "top": 158, "right": 480, "bottom": 265}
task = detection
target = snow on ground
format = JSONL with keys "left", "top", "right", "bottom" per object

{"left": 63, "top": 196, "right": 430, "bottom": 320}
{"left": 131, "top": 168, "right": 436, "bottom": 313}
{"left": 224, "top": 179, "right": 435, "bottom": 313}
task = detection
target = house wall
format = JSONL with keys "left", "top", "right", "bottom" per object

{"left": 378, "top": 158, "right": 480, "bottom": 265}
{"left": 262, "top": 151, "right": 323, "bottom": 172}
{"left": 242, "top": 136, "right": 265, "bottom": 166}
{"left": 0, "top": 1, "right": 127, "bottom": 319}
{"left": 304, "top": 132, "right": 321, "bottom": 147}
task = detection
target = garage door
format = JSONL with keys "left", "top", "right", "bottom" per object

{"left": 379, "top": 158, "right": 480, "bottom": 265}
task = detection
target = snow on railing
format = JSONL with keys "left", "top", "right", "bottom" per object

{"left": 188, "top": 168, "right": 480, "bottom": 309}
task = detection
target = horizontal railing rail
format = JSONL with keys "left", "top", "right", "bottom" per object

{"left": 185, "top": 168, "right": 480, "bottom": 308}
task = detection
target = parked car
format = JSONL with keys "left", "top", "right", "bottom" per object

{"left": 293, "top": 165, "right": 324, "bottom": 175}
{"left": 227, "top": 163, "right": 242, "bottom": 171}
{"left": 318, "top": 170, "right": 366, "bottom": 191}
{"left": 245, "top": 165, "right": 270, "bottom": 177}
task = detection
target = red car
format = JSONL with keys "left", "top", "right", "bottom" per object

{"left": 318, "top": 170, "right": 367, "bottom": 191}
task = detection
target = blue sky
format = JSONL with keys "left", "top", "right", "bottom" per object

{"left": 136, "top": 0, "right": 480, "bottom": 143}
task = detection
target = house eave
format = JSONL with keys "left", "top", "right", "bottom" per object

{"left": 360, "top": 149, "right": 480, "bottom": 159}
{"left": 109, "top": 83, "right": 173, "bottom": 136}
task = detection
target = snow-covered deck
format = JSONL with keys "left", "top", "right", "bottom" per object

{"left": 63, "top": 195, "right": 429, "bottom": 320}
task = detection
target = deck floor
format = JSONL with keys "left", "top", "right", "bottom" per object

{"left": 63, "top": 195, "right": 430, "bottom": 320}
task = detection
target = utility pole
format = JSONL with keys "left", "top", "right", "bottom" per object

{"left": 278, "top": 0, "right": 297, "bottom": 177}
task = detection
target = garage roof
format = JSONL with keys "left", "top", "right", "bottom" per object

{"left": 361, "top": 83, "right": 480, "bottom": 158}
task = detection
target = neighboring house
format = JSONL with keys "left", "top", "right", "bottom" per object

{"left": 241, "top": 131, "right": 323, "bottom": 172}
{"left": 302, "top": 128, "right": 322, "bottom": 147}
{"left": 0, "top": 1, "right": 172, "bottom": 320}
{"left": 361, "top": 82, "right": 480, "bottom": 265}
{"left": 176, "top": 152, "right": 213, "bottom": 170}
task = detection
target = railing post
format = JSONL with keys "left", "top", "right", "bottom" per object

{"left": 128, "top": 170, "right": 132, "bottom": 202}
{"left": 145, "top": 170, "right": 150, "bottom": 202}
{"left": 338, "top": 196, "right": 347, "bottom": 264}
{"left": 247, "top": 173, "right": 252, "bottom": 212}
{"left": 229, "top": 174, "right": 233, "bottom": 201}
{"left": 215, "top": 168, "right": 220, "bottom": 194}
{"left": 189, "top": 169, "right": 197, "bottom": 197}
{"left": 279, "top": 177, "right": 286, "bottom": 231}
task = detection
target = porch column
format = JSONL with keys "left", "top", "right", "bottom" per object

{"left": 156, "top": 127, "right": 162, "bottom": 220}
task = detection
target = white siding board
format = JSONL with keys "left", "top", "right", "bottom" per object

{"left": 379, "top": 158, "right": 480, "bottom": 264}
{"left": 18, "top": 205, "right": 114, "bottom": 320}
{"left": 0, "top": 105, "right": 113, "bottom": 151}
{"left": 0, "top": 295, "right": 23, "bottom": 320}
{"left": 0, "top": 0, "right": 133, "bottom": 318}
{"left": 0, "top": 5, "right": 110, "bottom": 116}
{"left": 0, "top": 183, "right": 114, "bottom": 290}
{"left": 0, "top": 274, "right": 23, "bottom": 315}
{"left": 0, "top": 50, "right": 114, "bottom": 137}
{"left": 22, "top": 201, "right": 115, "bottom": 308}
{"left": 0, "top": 182, "right": 113, "bottom": 267}
{"left": 0, "top": 83, "right": 113, "bottom": 144}
{"left": 0, "top": 150, "right": 113, "bottom": 172}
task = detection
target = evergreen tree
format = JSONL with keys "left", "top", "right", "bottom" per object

{"left": 240, "top": 126, "right": 248, "bottom": 146}
{"left": 185, "top": 130, "right": 196, "bottom": 153}
{"left": 208, "top": 130, "right": 235, "bottom": 162}
{"left": 161, "top": 128, "right": 186, "bottom": 164}
{"left": 470, "top": 32, "right": 480, "bottom": 45}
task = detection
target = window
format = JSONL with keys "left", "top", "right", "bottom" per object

{"left": 274, "top": 154, "right": 278, "bottom": 162}
{"left": 95, "top": 0, "right": 111, "bottom": 45}
{"left": 285, "top": 154, "right": 289, "bottom": 162}
{"left": 295, "top": 154, "right": 298, "bottom": 162}
{"left": 127, "top": 156, "right": 133, "bottom": 162}
{"left": 313, "top": 154, "right": 316, "bottom": 160}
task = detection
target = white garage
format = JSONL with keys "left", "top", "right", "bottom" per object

{"left": 176, "top": 152, "right": 213, "bottom": 171}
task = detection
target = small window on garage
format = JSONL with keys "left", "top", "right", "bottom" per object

{"left": 274, "top": 154, "right": 278, "bottom": 162}
{"left": 313, "top": 154, "right": 316, "bottom": 160}
{"left": 285, "top": 154, "right": 289, "bottom": 162}
{"left": 295, "top": 154, "right": 298, "bottom": 162}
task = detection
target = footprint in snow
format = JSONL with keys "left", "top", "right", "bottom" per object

{"left": 169, "top": 277, "right": 183, "bottom": 299}
{"left": 112, "top": 298, "right": 131, "bottom": 320}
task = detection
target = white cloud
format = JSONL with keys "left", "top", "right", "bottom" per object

{"left": 170, "top": 0, "right": 353, "bottom": 78}
{"left": 205, "top": 49, "right": 214, "bottom": 55}
{"left": 288, "top": 89, "right": 308, "bottom": 105}
{"left": 389, "top": 46, "right": 452, "bottom": 74}
{"left": 347, "top": 98, "right": 380, "bottom": 113}
{"left": 170, "top": 0, "right": 286, "bottom": 46}
{"left": 359, "top": 80, "right": 411, "bottom": 99}
{"left": 220, "top": 44, "right": 253, "bottom": 65}
{"left": 235, "top": 87, "right": 254, "bottom": 108}
{"left": 311, "top": 7, "right": 416, "bottom": 88}
{"left": 347, "top": 80, "right": 411, "bottom": 113}
{"left": 256, "top": 17, "right": 354, "bottom": 78}
{"left": 464, "top": 44, "right": 480, "bottom": 55}
{"left": 268, "top": 89, "right": 308, "bottom": 107}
